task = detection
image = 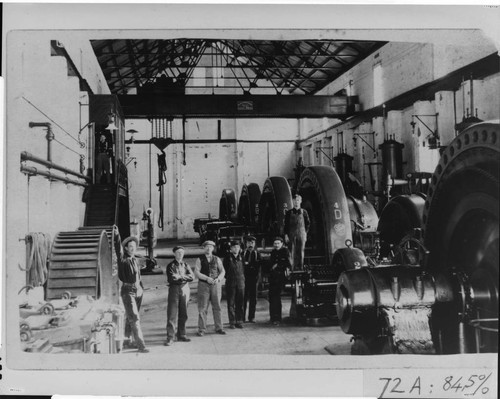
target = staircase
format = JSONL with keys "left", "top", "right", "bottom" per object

{"left": 46, "top": 162, "right": 130, "bottom": 301}
{"left": 85, "top": 184, "right": 116, "bottom": 227}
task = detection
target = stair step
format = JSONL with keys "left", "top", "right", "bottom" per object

{"left": 47, "top": 277, "right": 97, "bottom": 289}
{"left": 49, "top": 261, "right": 98, "bottom": 269}
{"left": 50, "top": 254, "right": 98, "bottom": 261}
{"left": 49, "top": 268, "right": 97, "bottom": 278}
{"left": 51, "top": 247, "right": 98, "bottom": 254}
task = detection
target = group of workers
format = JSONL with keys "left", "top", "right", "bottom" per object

{"left": 114, "top": 194, "right": 310, "bottom": 353}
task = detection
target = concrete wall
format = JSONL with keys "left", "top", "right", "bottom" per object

{"left": 298, "top": 40, "right": 500, "bottom": 195}
{"left": 125, "top": 117, "right": 298, "bottom": 239}
{"left": 5, "top": 32, "right": 111, "bottom": 316}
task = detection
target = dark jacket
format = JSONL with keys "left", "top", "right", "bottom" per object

{"left": 242, "top": 248, "right": 262, "bottom": 276}
{"left": 268, "top": 246, "right": 291, "bottom": 280}
{"left": 166, "top": 259, "right": 194, "bottom": 286}
{"left": 223, "top": 252, "right": 245, "bottom": 286}
{"left": 114, "top": 233, "right": 142, "bottom": 287}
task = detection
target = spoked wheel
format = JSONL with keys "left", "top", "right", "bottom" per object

{"left": 424, "top": 122, "right": 499, "bottom": 354}
{"left": 258, "top": 177, "right": 292, "bottom": 244}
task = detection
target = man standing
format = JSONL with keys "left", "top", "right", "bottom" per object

{"left": 268, "top": 237, "right": 291, "bottom": 326}
{"left": 96, "top": 133, "right": 111, "bottom": 184}
{"left": 223, "top": 241, "right": 245, "bottom": 329}
{"left": 165, "top": 246, "right": 194, "bottom": 346}
{"left": 284, "top": 194, "right": 310, "bottom": 271}
{"left": 242, "top": 235, "right": 261, "bottom": 323}
{"left": 194, "top": 240, "right": 226, "bottom": 336}
{"left": 113, "top": 226, "right": 149, "bottom": 353}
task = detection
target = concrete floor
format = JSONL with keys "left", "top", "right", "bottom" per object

{"left": 121, "top": 239, "right": 352, "bottom": 355}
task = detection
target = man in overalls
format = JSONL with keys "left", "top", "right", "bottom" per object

{"left": 223, "top": 241, "right": 245, "bottom": 329}
{"left": 284, "top": 194, "right": 310, "bottom": 271}
{"left": 242, "top": 235, "right": 261, "bottom": 323}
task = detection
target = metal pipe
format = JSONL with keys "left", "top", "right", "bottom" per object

{"left": 125, "top": 138, "right": 296, "bottom": 144}
{"left": 29, "top": 122, "right": 54, "bottom": 162}
{"left": 469, "top": 73, "right": 474, "bottom": 117}
{"left": 20, "top": 165, "right": 88, "bottom": 188}
{"left": 21, "top": 151, "right": 90, "bottom": 182}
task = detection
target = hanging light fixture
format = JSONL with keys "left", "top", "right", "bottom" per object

{"left": 106, "top": 112, "right": 118, "bottom": 131}
{"left": 126, "top": 128, "right": 138, "bottom": 143}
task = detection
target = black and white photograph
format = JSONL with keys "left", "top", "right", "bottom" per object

{"left": 1, "top": 3, "right": 498, "bottom": 398}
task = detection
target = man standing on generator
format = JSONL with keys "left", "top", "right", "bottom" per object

{"left": 284, "top": 194, "right": 310, "bottom": 271}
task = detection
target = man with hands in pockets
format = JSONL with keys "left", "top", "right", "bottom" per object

{"left": 194, "top": 240, "right": 227, "bottom": 336}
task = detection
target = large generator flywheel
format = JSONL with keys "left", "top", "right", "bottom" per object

{"left": 47, "top": 229, "right": 119, "bottom": 303}
{"left": 219, "top": 188, "right": 238, "bottom": 222}
{"left": 238, "top": 183, "right": 261, "bottom": 226}
{"left": 423, "top": 121, "right": 499, "bottom": 354}
{"left": 297, "top": 166, "right": 352, "bottom": 267}
{"left": 258, "top": 176, "right": 292, "bottom": 242}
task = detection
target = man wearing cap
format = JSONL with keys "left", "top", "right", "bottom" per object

{"left": 165, "top": 246, "right": 194, "bottom": 346}
{"left": 223, "top": 241, "right": 245, "bottom": 329}
{"left": 242, "top": 236, "right": 262, "bottom": 323}
{"left": 96, "top": 132, "right": 112, "bottom": 184}
{"left": 284, "top": 194, "right": 310, "bottom": 271}
{"left": 113, "top": 226, "right": 149, "bottom": 353}
{"left": 194, "top": 240, "right": 226, "bottom": 336}
{"left": 267, "top": 236, "right": 292, "bottom": 325}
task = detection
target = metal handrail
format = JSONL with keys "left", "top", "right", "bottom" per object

{"left": 20, "top": 165, "right": 88, "bottom": 188}
{"left": 21, "top": 151, "right": 90, "bottom": 182}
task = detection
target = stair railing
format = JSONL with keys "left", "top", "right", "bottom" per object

{"left": 114, "top": 159, "right": 130, "bottom": 237}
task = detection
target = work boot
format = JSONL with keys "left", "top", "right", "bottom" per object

{"left": 216, "top": 329, "right": 226, "bottom": 335}
{"left": 177, "top": 336, "right": 191, "bottom": 342}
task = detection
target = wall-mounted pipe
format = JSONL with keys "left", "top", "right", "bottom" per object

{"left": 29, "top": 122, "right": 54, "bottom": 162}
{"left": 21, "top": 151, "right": 90, "bottom": 182}
{"left": 20, "top": 165, "right": 88, "bottom": 188}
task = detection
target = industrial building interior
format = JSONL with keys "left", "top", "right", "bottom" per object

{"left": 2, "top": 5, "right": 499, "bottom": 388}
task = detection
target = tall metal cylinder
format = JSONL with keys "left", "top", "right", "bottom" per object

{"left": 379, "top": 139, "right": 404, "bottom": 179}
{"left": 334, "top": 152, "right": 354, "bottom": 184}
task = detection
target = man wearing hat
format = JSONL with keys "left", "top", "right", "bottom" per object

{"left": 113, "top": 226, "right": 149, "bottom": 353}
{"left": 223, "top": 240, "right": 245, "bottom": 329}
{"left": 267, "top": 236, "right": 292, "bottom": 325}
{"left": 284, "top": 194, "right": 310, "bottom": 271}
{"left": 165, "top": 246, "right": 194, "bottom": 346}
{"left": 194, "top": 240, "right": 226, "bottom": 336}
{"left": 242, "top": 235, "right": 262, "bottom": 323}
{"left": 96, "top": 132, "right": 112, "bottom": 184}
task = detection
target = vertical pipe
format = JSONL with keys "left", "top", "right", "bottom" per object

{"left": 182, "top": 116, "right": 187, "bottom": 165}
{"left": 267, "top": 142, "right": 270, "bottom": 177}
{"left": 46, "top": 125, "right": 54, "bottom": 163}
{"left": 149, "top": 120, "right": 152, "bottom": 208}
{"left": 469, "top": 73, "right": 474, "bottom": 118}
{"left": 453, "top": 90, "right": 458, "bottom": 137}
